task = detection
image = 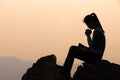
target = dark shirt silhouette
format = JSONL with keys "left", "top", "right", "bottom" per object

{"left": 63, "top": 13, "right": 106, "bottom": 77}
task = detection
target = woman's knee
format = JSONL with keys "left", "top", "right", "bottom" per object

{"left": 69, "top": 46, "right": 77, "bottom": 52}
{"left": 69, "top": 46, "right": 77, "bottom": 51}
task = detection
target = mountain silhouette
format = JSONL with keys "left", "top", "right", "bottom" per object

{"left": 22, "top": 54, "right": 120, "bottom": 80}
{"left": 0, "top": 57, "right": 32, "bottom": 80}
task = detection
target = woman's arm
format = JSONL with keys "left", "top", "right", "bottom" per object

{"left": 85, "top": 29, "right": 92, "bottom": 47}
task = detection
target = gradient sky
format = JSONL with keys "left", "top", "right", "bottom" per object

{"left": 0, "top": 0, "right": 120, "bottom": 65}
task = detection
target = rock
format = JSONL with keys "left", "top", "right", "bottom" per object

{"left": 73, "top": 60, "right": 120, "bottom": 80}
{"left": 22, "top": 54, "right": 61, "bottom": 80}
{"left": 22, "top": 55, "right": 120, "bottom": 80}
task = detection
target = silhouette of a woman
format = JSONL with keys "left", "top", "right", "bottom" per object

{"left": 63, "top": 13, "right": 106, "bottom": 77}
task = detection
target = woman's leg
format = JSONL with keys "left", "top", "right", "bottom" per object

{"left": 63, "top": 46, "right": 90, "bottom": 74}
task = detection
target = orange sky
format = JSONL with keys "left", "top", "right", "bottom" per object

{"left": 0, "top": 0, "right": 120, "bottom": 65}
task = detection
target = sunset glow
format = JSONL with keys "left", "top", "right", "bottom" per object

{"left": 0, "top": 0, "right": 120, "bottom": 65}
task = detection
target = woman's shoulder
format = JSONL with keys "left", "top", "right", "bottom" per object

{"left": 95, "top": 27, "right": 104, "bottom": 33}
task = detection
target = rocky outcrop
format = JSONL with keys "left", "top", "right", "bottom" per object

{"left": 22, "top": 55, "right": 120, "bottom": 80}
{"left": 73, "top": 60, "right": 120, "bottom": 80}
{"left": 22, "top": 54, "right": 61, "bottom": 80}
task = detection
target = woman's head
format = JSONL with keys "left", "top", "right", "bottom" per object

{"left": 84, "top": 13, "right": 98, "bottom": 29}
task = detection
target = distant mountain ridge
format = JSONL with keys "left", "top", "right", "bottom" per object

{"left": 0, "top": 56, "right": 32, "bottom": 80}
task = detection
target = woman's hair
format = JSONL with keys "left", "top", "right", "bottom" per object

{"left": 84, "top": 13, "right": 98, "bottom": 24}
{"left": 84, "top": 14, "right": 94, "bottom": 24}
{"left": 84, "top": 13, "right": 104, "bottom": 32}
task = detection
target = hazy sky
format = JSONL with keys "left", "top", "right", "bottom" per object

{"left": 0, "top": 0, "right": 120, "bottom": 65}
